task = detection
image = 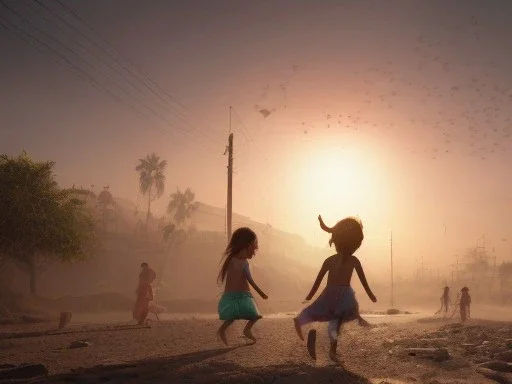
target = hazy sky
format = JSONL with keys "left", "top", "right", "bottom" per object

{"left": 1, "top": 0, "right": 512, "bottom": 274}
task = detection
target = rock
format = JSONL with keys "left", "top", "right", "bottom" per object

{"left": 69, "top": 340, "right": 91, "bottom": 348}
{"left": 387, "top": 309, "right": 400, "bottom": 315}
{"left": 476, "top": 367, "right": 512, "bottom": 384}
{"left": 419, "top": 338, "right": 448, "bottom": 347}
{"left": 0, "top": 364, "right": 48, "bottom": 380}
{"left": 478, "top": 361, "right": 512, "bottom": 373}
{"left": 497, "top": 351, "right": 512, "bottom": 362}
{"left": 405, "top": 348, "right": 450, "bottom": 362}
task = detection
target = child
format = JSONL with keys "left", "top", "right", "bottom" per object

{"left": 217, "top": 227, "right": 268, "bottom": 344}
{"left": 293, "top": 215, "right": 377, "bottom": 362}
{"left": 460, "top": 287, "right": 471, "bottom": 322}
{"left": 435, "top": 286, "right": 451, "bottom": 317}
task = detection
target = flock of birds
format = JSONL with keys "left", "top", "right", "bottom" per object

{"left": 250, "top": 18, "right": 512, "bottom": 162}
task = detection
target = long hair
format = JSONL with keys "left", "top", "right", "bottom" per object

{"left": 218, "top": 227, "right": 257, "bottom": 284}
{"left": 318, "top": 215, "right": 364, "bottom": 255}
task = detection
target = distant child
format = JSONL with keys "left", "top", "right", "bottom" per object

{"left": 460, "top": 287, "right": 471, "bottom": 322}
{"left": 217, "top": 227, "right": 268, "bottom": 344}
{"left": 435, "top": 286, "right": 451, "bottom": 317}
{"left": 293, "top": 215, "right": 377, "bottom": 362}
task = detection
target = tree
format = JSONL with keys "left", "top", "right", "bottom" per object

{"left": 167, "top": 188, "right": 199, "bottom": 229}
{"left": 135, "top": 153, "right": 167, "bottom": 231}
{"left": 461, "top": 246, "right": 490, "bottom": 282}
{"left": 0, "top": 152, "right": 97, "bottom": 295}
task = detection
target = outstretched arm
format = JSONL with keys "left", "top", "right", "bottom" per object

{"left": 244, "top": 262, "right": 268, "bottom": 299}
{"left": 354, "top": 258, "right": 377, "bottom": 302}
{"left": 305, "top": 259, "right": 329, "bottom": 301}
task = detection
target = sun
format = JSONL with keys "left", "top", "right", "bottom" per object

{"left": 296, "top": 143, "right": 382, "bottom": 225}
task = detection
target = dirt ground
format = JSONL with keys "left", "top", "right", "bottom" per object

{"left": 1, "top": 313, "right": 511, "bottom": 383}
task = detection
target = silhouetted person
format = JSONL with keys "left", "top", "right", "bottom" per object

{"left": 293, "top": 215, "right": 377, "bottom": 363}
{"left": 217, "top": 227, "right": 268, "bottom": 345}
{"left": 435, "top": 286, "right": 451, "bottom": 317}
{"left": 460, "top": 287, "right": 471, "bottom": 322}
{"left": 133, "top": 262, "right": 156, "bottom": 325}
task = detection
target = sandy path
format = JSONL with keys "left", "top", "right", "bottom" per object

{"left": 1, "top": 315, "right": 505, "bottom": 383}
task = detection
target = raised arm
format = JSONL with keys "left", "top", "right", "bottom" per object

{"left": 305, "top": 259, "right": 330, "bottom": 301}
{"left": 244, "top": 261, "right": 268, "bottom": 299}
{"left": 354, "top": 258, "right": 377, "bottom": 302}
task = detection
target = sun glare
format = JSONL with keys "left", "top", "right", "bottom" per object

{"left": 296, "top": 143, "right": 385, "bottom": 226}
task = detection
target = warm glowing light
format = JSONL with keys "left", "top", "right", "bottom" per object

{"left": 295, "top": 142, "right": 385, "bottom": 227}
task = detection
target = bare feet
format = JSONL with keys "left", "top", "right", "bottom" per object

{"left": 307, "top": 329, "right": 317, "bottom": 360}
{"left": 243, "top": 328, "right": 256, "bottom": 342}
{"left": 293, "top": 317, "right": 304, "bottom": 341}
{"left": 329, "top": 341, "right": 340, "bottom": 363}
{"left": 217, "top": 320, "right": 233, "bottom": 346}
{"left": 242, "top": 319, "right": 259, "bottom": 343}
{"left": 358, "top": 316, "right": 371, "bottom": 328}
{"left": 217, "top": 329, "right": 228, "bottom": 345}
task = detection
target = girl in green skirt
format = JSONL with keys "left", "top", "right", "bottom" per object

{"left": 217, "top": 227, "right": 268, "bottom": 344}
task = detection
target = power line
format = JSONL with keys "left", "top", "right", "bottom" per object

{"left": 1, "top": 1, "right": 221, "bottom": 157}
{"left": 0, "top": 12, "right": 150, "bottom": 128}
{"left": 231, "top": 107, "right": 254, "bottom": 144}
{"left": 54, "top": 0, "right": 186, "bottom": 112}
{"left": 31, "top": 0, "right": 176, "bottom": 113}
{"left": 21, "top": 0, "right": 220, "bottom": 152}
{"left": 51, "top": 0, "right": 224, "bottom": 146}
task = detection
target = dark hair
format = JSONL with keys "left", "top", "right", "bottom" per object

{"left": 218, "top": 227, "right": 257, "bottom": 284}
{"left": 318, "top": 215, "right": 364, "bottom": 255}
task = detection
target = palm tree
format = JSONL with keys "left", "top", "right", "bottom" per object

{"left": 167, "top": 188, "right": 198, "bottom": 229}
{"left": 135, "top": 153, "right": 167, "bottom": 230}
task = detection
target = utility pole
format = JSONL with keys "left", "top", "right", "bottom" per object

{"left": 489, "top": 247, "right": 497, "bottom": 296}
{"left": 225, "top": 106, "right": 234, "bottom": 241}
{"left": 390, "top": 231, "right": 394, "bottom": 308}
{"left": 455, "top": 255, "right": 459, "bottom": 282}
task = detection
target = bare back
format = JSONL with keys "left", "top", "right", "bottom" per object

{"left": 224, "top": 257, "right": 250, "bottom": 292}
{"left": 325, "top": 254, "right": 358, "bottom": 286}
{"left": 304, "top": 252, "right": 375, "bottom": 303}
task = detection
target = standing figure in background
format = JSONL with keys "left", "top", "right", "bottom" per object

{"left": 435, "top": 286, "right": 451, "bottom": 317}
{"left": 133, "top": 262, "right": 156, "bottom": 325}
{"left": 460, "top": 286, "right": 471, "bottom": 322}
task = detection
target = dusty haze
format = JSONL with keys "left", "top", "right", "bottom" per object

{"left": 1, "top": 0, "right": 511, "bottom": 314}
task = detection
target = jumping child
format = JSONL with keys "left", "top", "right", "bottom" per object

{"left": 217, "top": 227, "right": 268, "bottom": 345}
{"left": 293, "top": 215, "right": 377, "bottom": 362}
{"left": 460, "top": 287, "right": 471, "bottom": 322}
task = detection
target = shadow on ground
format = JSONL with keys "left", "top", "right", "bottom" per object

{"left": 33, "top": 346, "right": 372, "bottom": 384}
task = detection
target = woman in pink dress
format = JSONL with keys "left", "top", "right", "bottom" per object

{"left": 133, "top": 262, "right": 156, "bottom": 325}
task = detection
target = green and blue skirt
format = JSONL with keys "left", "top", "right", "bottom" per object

{"left": 218, "top": 291, "right": 261, "bottom": 321}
